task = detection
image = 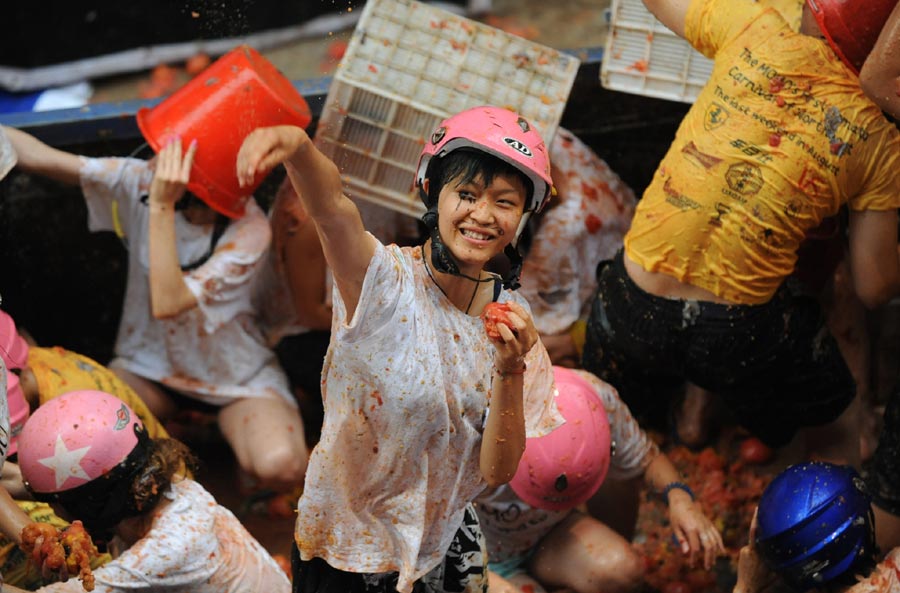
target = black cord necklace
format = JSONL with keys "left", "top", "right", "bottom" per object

{"left": 421, "top": 244, "right": 480, "bottom": 314}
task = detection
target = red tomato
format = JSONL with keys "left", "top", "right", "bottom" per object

{"left": 662, "top": 581, "right": 693, "bottom": 593}
{"left": 151, "top": 64, "right": 178, "bottom": 88}
{"left": 267, "top": 494, "right": 295, "bottom": 518}
{"left": 481, "top": 302, "right": 513, "bottom": 340}
{"left": 185, "top": 53, "right": 212, "bottom": 76}
{"left": 739, "top": 437, "right": 774, "bottom": 465}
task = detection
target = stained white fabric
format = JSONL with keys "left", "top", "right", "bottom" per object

{"left": 295, "top": 239, "right": 563, "bottom": 593}
{"left": 79, "top": 157, "right": 293, "bottom": 406}
{"left": 37, "top": 479, "right": 290, "bottom": 592}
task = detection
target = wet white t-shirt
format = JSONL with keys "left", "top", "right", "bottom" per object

{"left": 847, "top": 547, "right": 900, "bottom": 593}
{"left": 476, "top": 369, "right": 659, "bottom": 562}
{"left": 79, "top": 157, "right": 293, "bottom": 406}
{"left": 37, "top": 479, "right": 290, "bottom": 593}
{"left": 295, "top": 239, "right": 563, "bottom": 593}
{"left": 519, "top": 128, "right": 636, "bottom": 335}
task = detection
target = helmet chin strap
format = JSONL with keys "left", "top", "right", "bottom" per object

{"left": 420, "top": 208, "right": 523, "bottom": 290}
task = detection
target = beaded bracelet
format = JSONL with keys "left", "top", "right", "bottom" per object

{"left": 662, "top": 481, "right": 695, "bottom": 504}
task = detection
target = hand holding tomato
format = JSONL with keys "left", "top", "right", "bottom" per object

{"left": 481, "top": 301, "right": 537, "bottom": 374}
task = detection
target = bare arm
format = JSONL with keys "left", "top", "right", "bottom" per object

{"left": 2, "top": 125, "right": 81, "bottom": 186}
{"left": 641, "top": 0, "right": 693, "bottom": 39}
{"left": 0, "top": 486, "right": 31, "bottom": 546}
{"left": 480, "top": 302, "right": 536, "bottom": 487}
{"left": 859, "top": 2, "right": 900, "bottom": 120}
{"left": 237, "top": 126, "right": 375, "bottom": 320}
{"left": 643, "top": 453, "right": 725, "bottom": 569}
{"left": 273, "top": 188, "right": 333, "bottom": 330}
{"left": 148, "top": 138, "right": 199, "bottom": 318}
{"left": 848, "top": 208, "right": 900, "bottom": 309}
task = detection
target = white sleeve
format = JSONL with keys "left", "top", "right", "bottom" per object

{"left": 79, "top": 157, "right": 152, "bottom": 237}
{"left": 507, "top": 292, "right": 566, "bottom": 438}
{"left": 572, "top": 369, "right": 660, "bottom": 481}
{"left": 331, "top": 238, "right": 409, "bottom": 343}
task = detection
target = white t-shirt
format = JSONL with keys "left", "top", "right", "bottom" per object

{"left": 519, "top": 128, "right": 637, "bottom": 335}
{"left": 37, "top": 479, "right": 290, "bottom": 593}
{"left": 79, "top": 157, "right": 293, "bottom": 406}
{"left": 475, "top": 369, "right": 659, "bottom": 562}
{"left": 295, "top": 239, "right": 564, "bottom": 593}
{"left": 847, "top": 547, "right": 900, "bottom": 592}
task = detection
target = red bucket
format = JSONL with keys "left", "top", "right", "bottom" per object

{"left": 137, "top": 45, "right": 312, "bottom": 218}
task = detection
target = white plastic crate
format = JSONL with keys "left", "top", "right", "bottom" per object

{"left": 601, "top": 0, "right": 804, "bottom": 104}
{"left": 601, "top": 0, "right": 713, "bottom": 104}
{"left": 315, "top": 0, "right": 580, "bottom": 218}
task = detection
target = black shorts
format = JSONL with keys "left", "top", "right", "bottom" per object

{"left": 292, "top": 504, "right": 487, "bottom": 593}
{"left": 865, "top": 386, "right": 900, "bottom": 516}
{"left": 582, "top": 250, "right": 855, "bottom": 447}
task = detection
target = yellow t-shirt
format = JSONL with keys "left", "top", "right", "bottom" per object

{"left": 624, "top": 0, "right": 900, "bottom": 304}
{"left": 27, "top": 346, "right": 168, "bottom": 439}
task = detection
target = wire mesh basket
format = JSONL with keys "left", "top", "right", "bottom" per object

{"left": 315, "top": 0, "right": 580, "bottom": 218}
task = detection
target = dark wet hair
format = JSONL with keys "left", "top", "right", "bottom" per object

{"left": 48, "top": 432, "right": 198, "bottom": 545}
{"left": 424, "top": 148, "right": 533, "bottom": 210}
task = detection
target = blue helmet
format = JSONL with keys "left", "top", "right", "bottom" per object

{"left": 755, "top": 462, "right": 875, "bottom": 591}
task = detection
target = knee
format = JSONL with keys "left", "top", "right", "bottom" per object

{"left": 579, "top": 545, "right": 644, "bottom": 593}
{"left": 248, "top": 440, "right": 309, "bottom": 490}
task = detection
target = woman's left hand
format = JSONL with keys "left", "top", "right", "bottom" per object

{"left": 491, "top": 301, "right": 538, "bottom": 373}
{"left": 149, "top": 136, "right": 197, "bottom": 209}
{"left": 668, "top": 492, "right": 725, "bottom": 569}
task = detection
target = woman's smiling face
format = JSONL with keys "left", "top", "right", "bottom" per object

{"left": 435, "top": 171, "right": 527, "bottom": 273}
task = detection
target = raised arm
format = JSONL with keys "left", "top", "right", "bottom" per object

{"left": 847, "top": 208, "right": 900, "bottom": 309}
{"left": 147, "top": 138, "right": 199, "bottom": 318}
{"left": 2, "top": 125, "right": 82, "bottom": 186}
{"left": 859, "top": 2, "right": 900, "bottom": 120}
{"left": 641, "top": 0, "right": 693, "bottom": 39}
{"left": 237, "top": 126, "right": 375, "bottom": 320}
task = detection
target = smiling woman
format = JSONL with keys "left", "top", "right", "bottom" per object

{"left": 235, "top": 105, "right": 563, "bottom": 593}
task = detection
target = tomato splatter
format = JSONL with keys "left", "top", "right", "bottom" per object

{"left": 769, "top": 76, "right": 785, "bottom": 93}
{"left": 368, "top": 64, "right": 379, "bottom": 73}
{"left": 585, "top": 214, "right": 604, "bottom": 234}
{"left": 629, "top": 59, "right": 649, "bottom": 72}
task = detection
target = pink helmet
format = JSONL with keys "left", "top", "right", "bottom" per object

{"left": 510, "top": 366, "right": 612, "bottom": 511}
{"left": 5, "top": 372, "right": 30, "bottom": 456}
{"left": 806, "top": 0, "right": 899, "bottom": 74}
{"left": 0, "top": 309, "right": 29, "bottom": 370}
{"left": 416, "top": 106, "right": 553, "bottom": 219}
{"left": 19, "top": 390, "right": 143, "bottom": 494}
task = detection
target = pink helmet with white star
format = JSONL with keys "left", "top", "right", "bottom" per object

{"left": 18, "top": 390, "right": 143, "bottom": 494}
